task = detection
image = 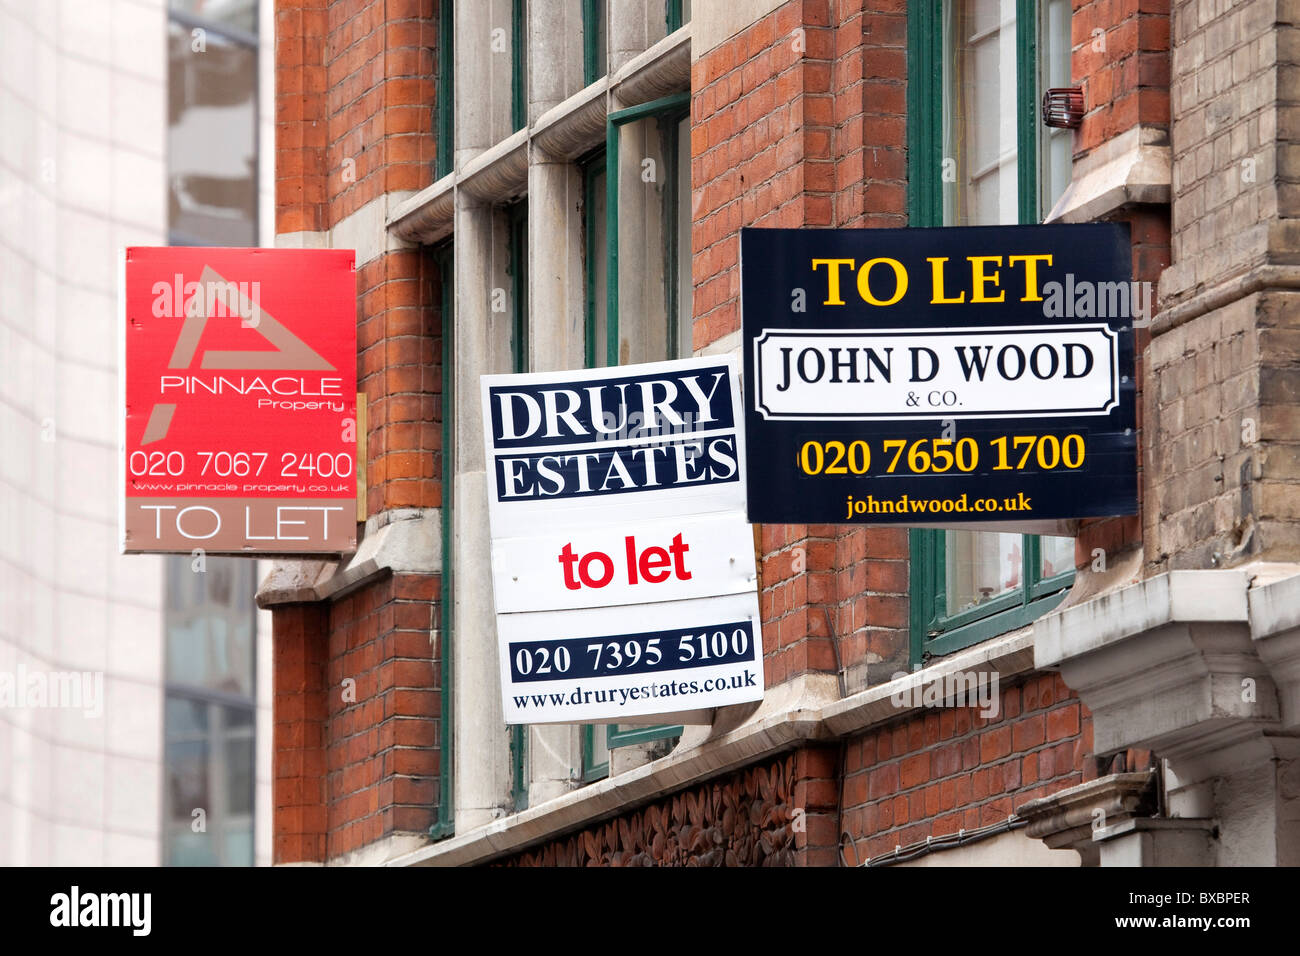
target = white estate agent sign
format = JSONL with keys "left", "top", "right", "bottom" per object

{"left": 481, "top": 356, "right": 764, "bottom": 724}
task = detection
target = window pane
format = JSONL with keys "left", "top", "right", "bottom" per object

{"left": 942, "top": 0, "right": 1018, "bottom": 228}
{"left": 1040, "top": 0, "right": 1073, "bottom": 217}
{"left": 675, "top": 114, "right": 692, "bottom": 359}
{"left": 1039, "top": 535, "right": 1074, "bottom": 579}
{"left": 945, "top": 530, "right": 1021, "bottom": 615}
{"left": 167, "top": 22, "right": 257, "bottom": 245}
{"left": 164, "top": 557, "right": 256, "bottom": 697}
{"left": 165, "top": 695, "right": 209, "bottom": 738}
{"left": 170, "top": 0, "right": 258, "bottom": 34}
{"left": 223, "top": 825, "right": 254, "bottom": 866}
{"left": 589, "top": 723, "right": 609, "bottom": 770}
{"left": 165, "top": 735, "right": 209, "bottom": 821}
{"left": 588, "top": 0, "right": 607, "bottom": 80}
{"left": 587, "top": 164, "right": 608, "bottom": 367}
{"left": 224, "top": 727, "right": 254, "bottom": 816}
{"left": 509, "top": 204, "right": 529, "bottom": 374}
{"left": 167, "top": 828, "right": 218, "bottom": 866}
{"left": 512, "top": 0, "right": 528, "bottom": 131}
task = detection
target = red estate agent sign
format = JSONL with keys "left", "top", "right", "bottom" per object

{"left": 121, "top": 247, "right": 358, "bottom": 554}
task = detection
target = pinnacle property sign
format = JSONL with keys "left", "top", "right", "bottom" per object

{"left": 120, "top": 247, "right": 358, "bottom": 554}
{"left": 481, "top": 356, "right": 763, "bottom": 725}
{"left": 741, "top": 224, "right": 1138, "bottom": 526}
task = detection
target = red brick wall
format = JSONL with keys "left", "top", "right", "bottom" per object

{"left": 276, "top": 0, "right": 329, "bottom": 235}
{"left": 277, "top": 0, "right": 437, "bottom": 232}
{"left": 358, "top": 249, "right": 444, "bottom": 516}
{"left": 1072, "top": 0, "right": 1171, "bottom": 154}
{"left": 273, "top": 602, "right": 329, "bottom": 863}
{"left": 1074, "top": 208, "right": 1168, "bottom": 582}
{"left": 273, "top": 575, "right": 443, "bottom": 864}
{"left": 276, "top": 0, "right": 445, "bottom": 517}
{"left": 693, "top": 1, "right": 911, "bottom": 691}
{"left": 842, "top": 674, "right": 1095, "bottom": 862}
{"left": 271, "top": 0, "right": 447, "bottom": 864}
{"left": 324, "top": 0, "right": 437, "bottom": 224}
{"left": 836, "top": 0, "right": 908, "bottom": 229}
{"left": 323, "top": 573, "right": 442, "bottom": 858}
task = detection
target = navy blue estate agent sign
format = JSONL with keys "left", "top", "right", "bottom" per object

{"left": 741, "top": 224, "right": 1138, "bottom": 525}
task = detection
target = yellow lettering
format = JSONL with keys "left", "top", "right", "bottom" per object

{"left": 1009, "top": 254, "right": 1053, "bottom": 301}
{"left": 856, "top": 258, "right": 908, "bottom": 307}
{"left": 811, "top": 258, "right": 856, "bottom": 306}
{"left": 928, "top": 257, "right": 965, "bottom": 304}
{"left": 969, "top": 256, "right": 1005, "bottom": 303}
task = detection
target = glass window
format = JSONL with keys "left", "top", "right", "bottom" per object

{"left": 666, "top": 0, "right": 692, "bottom": 33}
{"left": 507, "top": 203, "right": 529, "bottom": 808}
{"left": 166, "top": 15, "right": 258, "bottom": 246}
{"left": 909, "top": 0, "right": 1075, "bottom": 660}
{"left": 1038, "top": 0, "right": 1073, "bottom": 215}
{"left": 677, "top": 116, "right": 691, "bottom": 353}
{"left": 668, "top": 113, "right": 692, "bottom": 359}
{"left": 169, "top": 0, "right": 258, "bottom": 33}
{"left": 436, "top": 0, "right": 455, "bottom": 178}
{"left": 945, "top": 530, "right": 1022, "bottom": 615}
{"left": 508, "top": 201, "right": 529, "bottom": 373}
{"left": 163, "top": 0, "right": 260, "bottom": 866}
{"left": 164, "top": 700, "right": 255, "bottom": 866}
{"left": 583, "top": 152, "right": 608, "bottom": 368}
{"left": 433, "top": 243, "right": 455, "bottom": 839}
{"left": 941, "top": 0, "right": 1018, "bottom": 226}
{"left": 582, "top": 723, "right": 609, "bottom": 783}
{"left": 163, "top": 557, "right": 257, "bottom": 866}
{"left": 512, "top": 0, "right": 528, "bottom": 132}
{"left": 583, "top": 0, "right": 607, "bottom": 85}
{"left": 592, "top": 96, "right": 692, "bottom": 764}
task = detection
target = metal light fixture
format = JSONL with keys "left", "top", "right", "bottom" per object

{"left": 1042, "top": 88, "right": 1085, "bottom": 129}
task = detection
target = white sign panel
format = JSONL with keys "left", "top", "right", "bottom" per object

{"left": 481, "top": 356, "right": 763, "bottom": 724}
{"left": 753, "top": 325, "right": 1118, "bottom": 420}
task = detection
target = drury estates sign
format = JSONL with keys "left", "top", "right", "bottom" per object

{"left": 481, "top": 356, "right": 764, "bottom": 725}
{"left": 741, "top": 224, "right": 1138, "bottom": 526}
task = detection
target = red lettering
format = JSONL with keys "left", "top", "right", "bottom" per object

{"left": 625, "top": 535, "right": 639, "bottom": 585}
{"left": 558, "top": 542, "right": 580, "bottom": 590}
{"left": 668, "top": 532, "right": 691, "bottom": 580}
{"left": 578, "top": 550, "right": 615, "bottom": 588}
{"left": 639, "top": 545, "right": 671, "bottom": 583}
{"left": 563, "top": 534, "right": 691, "bottom": 589}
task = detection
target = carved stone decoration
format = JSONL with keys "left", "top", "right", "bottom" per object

{"left": 501, "top": 753, "right": 800, "bottom": 867}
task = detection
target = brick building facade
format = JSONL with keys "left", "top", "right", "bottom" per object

{"left": 258, "top": 0, "right": 1300, "bottom": 866}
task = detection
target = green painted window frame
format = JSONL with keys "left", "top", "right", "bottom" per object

{"left": 512, "top": 0, "right": 527, "bottom": 132}
{"left": 435, "top": 0, "right": 454, "bottom": 179}
{"left": 666, "top": 0, "right": 688, "bottom": 34}
{"left": 658, "top": 109, "right": 690, "bottom": 360}
{"left": 909, "top": 532, "right": 1074, "bottom": 662}
{"left": 581, "top": 724, "right": 609, "bottom": 783}
{"left": 430, "top": 242, "right": 456, "bottom": 839}
{"left": 598, "top": 93, "right": 693, "bottom": 756}
{"left": 905, "top": 0, "right": 1072, "bottom": 664}
{"left": 607, "top": 722, "right": 682, "bottom": 751}
{"left": 907, "top": 0, "right": 1040, "bottom": 228}
{"left": 605, "top": 91, "right": 691, "bottom": 367}
{"left": 506, "top": 201, "right": 529, "bottom": 810}
{"left": 581, "top": 147, "right": 605, "bottom": 369}
{"left": 508, "top": 200, "right": 529, "bottom": 372}
{"left": 582, "top": 0, "right": 605, "bottom": 86}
